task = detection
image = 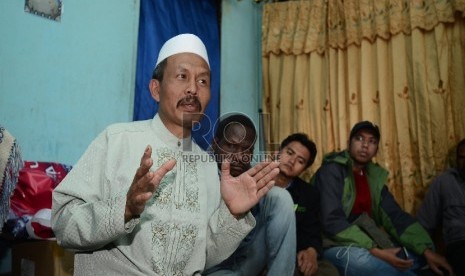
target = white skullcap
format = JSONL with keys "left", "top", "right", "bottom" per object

{"left": 155, "top": 33, "right": 210, "bottom": 69}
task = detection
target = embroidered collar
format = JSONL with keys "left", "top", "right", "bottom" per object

{"left": 151, "top": 114, "right": 193, "bottom": 150}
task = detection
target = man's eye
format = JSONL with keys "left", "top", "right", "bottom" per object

{"left": 199, "top": 79, "right": 210, "bottom": 86}
{"left": 355, "top": 136, "right": 377, "bottom": 145}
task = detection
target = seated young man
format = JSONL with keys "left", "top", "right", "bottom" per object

{"left": 203, "top": 113, "right": 296, "bottom": 276}
{"left": 274, "top": 133, "right": 339, "bottom": 276}
{"left": 312, "top": 121, "right": 452, "bottom": 276}
{"left": 417, "top": 138, "right": 465, "bottom": 275}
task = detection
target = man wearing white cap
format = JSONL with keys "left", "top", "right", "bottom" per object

{"left": 52, "top": 34, "right": 279, "bottom": 275}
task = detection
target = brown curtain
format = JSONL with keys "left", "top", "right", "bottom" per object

{"left": 262, "top": 0, "right": 465, "bottom": 213}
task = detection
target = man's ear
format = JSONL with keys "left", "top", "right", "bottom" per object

{"left": 149, "top": 79, "right": 161, "bottom": 102}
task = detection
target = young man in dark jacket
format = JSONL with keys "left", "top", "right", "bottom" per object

{"left": 417, "top": 138, "right": 465, "bottom": 275}
{"left": 312, "top": 121, "right": 452, "bottom": 275}
{"left": 275, "top": 133, "right": 338, "bottom": 276}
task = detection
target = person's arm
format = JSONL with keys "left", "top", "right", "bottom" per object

{"left": 52, "top": 133, "right": 128, "bottom": 251}
{"left": 377, "top": 186, "right": 435, "bottom": 255}
{"left": 416, "top": 178, "right": 443, "bottom": 234}
{"left": 368, "top": 247, "right": 413, "bottom": 271}
{"left": 375, "top": 185, "right": 452, "bottom": 273}
{"left": 293, "top": 183, "right": 321, "bottom": 275}
{"left": 124, "top": 146, "right": 176, "bottom": 223}
{"left": 296, "top": 183, "right": 323, "bottom": 254}
{"left": 52, "top": 136, "right": 175, "bottom": 251}
{"left": 220, "top": 160, "right": 279, "bottom": 216}
{"left": 204, "top": 160, "right": 279, "bottom": 269}
{"left": 205, "top": 200, "right": 256, "bottom": 269}
{"left": 315, "top": 163, "right": 375, "bottom": 248}
{"left": 423, "top": 248, "right": 453, "bottom": 276}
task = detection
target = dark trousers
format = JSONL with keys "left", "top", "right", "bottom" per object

{"left": 446, "top": 240, "right": 465, "bottom": 276}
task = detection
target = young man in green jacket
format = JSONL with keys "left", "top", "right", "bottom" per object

{"left": 312, "top": 121, "right": 452, "bottom": 275}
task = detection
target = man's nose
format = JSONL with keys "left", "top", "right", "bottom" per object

{"left": 289, "top": 157, "right": 296, "bottom": 165}
{"left": 186, "top": 80, "right": 198, "bottom": 95}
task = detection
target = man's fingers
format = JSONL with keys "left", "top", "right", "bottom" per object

{"left": 246, "top": 160, "right": 270, "bottom": 177}
{"left": 300, "top": 261, "right": 312, "bottom": 275}
{"left": 247, "top": 161, "right": 279, "bottom": 182}
{"left": 131, "top": 192, "right": 153, "bottom": 207}
{"left": 135, "top": 146, "right": 153, "bottom": 181}
{"left": 126, "top": 158, "right": 176, "bottom": 221}
{"left": 135, "top": 158, "right": 176, "bottom": 194}
{"left": 254, "top": 166, "right": 279, "bottom": 190}
{"left": 256, "top": 180, "right": 275, "bottom": 200}
{"left": 140, "top": 145, "right": 152, "bottom": 165}
{"left": 394, "top": 259, "right": 413, "bottom": 271}
{"left": 151, "top": 159, "right": 177, "bottom": 185}
{"left": 220, "top": 159, "right": 231, "bottom": 178}
{"left": 428, "top": 265, "right": 443, "bottom": 276}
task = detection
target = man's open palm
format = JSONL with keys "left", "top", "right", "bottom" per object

{"left": 220, "top": 160, "right": 279, "bottom": 216}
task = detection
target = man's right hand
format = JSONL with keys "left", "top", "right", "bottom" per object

{"left": 125, "top": 145, "right": 176, "bottom": 222}
{"left": 369, "top": 247, "right": 413, "bottom": 271}
{"left": 297, "top": 247, "right": 319, "bottom": 275}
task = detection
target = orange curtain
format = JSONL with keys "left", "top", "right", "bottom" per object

{"left": 262, "top": 0, "right": 465, "bottom": 213}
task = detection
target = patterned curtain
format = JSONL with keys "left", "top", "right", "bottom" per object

{"left": 262, "top": 0, "right": 465, "bottom": 213}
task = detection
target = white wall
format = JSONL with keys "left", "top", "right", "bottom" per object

{"left": 0, "top": 0, "right": 140, "bottom": 165}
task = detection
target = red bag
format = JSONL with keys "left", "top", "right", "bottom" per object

{"left": 10, "top": 161, "right": 72, "bottom": 217}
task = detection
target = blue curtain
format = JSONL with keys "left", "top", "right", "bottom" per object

{"left": 134, "top": 0, "right": 220, "bottom": 150}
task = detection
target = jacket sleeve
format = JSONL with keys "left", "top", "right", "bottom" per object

{"left": 315, "top": 163, "right": 375, "bottom": 249}
{"left": 377, "top": 186, "right": 434, "bottom": 255}
{"left": 416, "top": 178, "right": 443, "bottom": 234}
{"left": 296, "top": 184, "right": 323, "bottom": 254}
{"left": 203, "top": 162, "right": 255, "bottom": 270}
{"left": 52, "top": 132, "right": 131, "bottom": 251}
{"left": 205, "top": 200, "right": 255, "bottom": 269}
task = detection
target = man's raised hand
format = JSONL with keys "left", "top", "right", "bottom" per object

{"left": 220, "top": 159, "right": 279, "bottom": 218}
{"left": 124, "top": 145, "right": 176, "bottom": 222}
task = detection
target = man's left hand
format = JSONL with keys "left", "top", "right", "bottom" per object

{"left": 220, "top": 160, "right": 279, "bottom": 217}
{"left": 424, "top": 249, "right": 453, "bottom": 276}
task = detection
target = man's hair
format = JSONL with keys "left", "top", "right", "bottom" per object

{"left": 214, "top": 113, "right": 256, "bottom": 142}
{"left": 457, "top": 138, "right": 465, "bottom": 156}
{"left": 349, "top": 121, "right": 380, "bottom": 141}
{"left": 152, "top": 59, "right": 168, "bottom": 81}
{"left": 280, "top": 133, "right": 317, "bottom": 168}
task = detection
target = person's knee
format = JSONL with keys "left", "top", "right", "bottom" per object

{"left": 264, "top": 187, "right": 294, "bottom": 214}
{"left": 324, "top": 246, "right": 385, "bottom": 274}
{"left": 260, "top": 187, "right": 295, "bottom": 236}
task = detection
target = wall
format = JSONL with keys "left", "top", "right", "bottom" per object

{"left": 0, "top": 0, "right": 261, "bottom": 272}
{"left": 0, "top": 0, "right": 262, "bottom": 164}
{"left": 0, "top": 0, "right": 140, "bottom": 166}
{"left": 221, "top": 0, "right": 264, "bottom": 150}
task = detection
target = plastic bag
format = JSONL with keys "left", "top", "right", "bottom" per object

{"left": 9, "top": 161, "right": 71, "bottom": 217}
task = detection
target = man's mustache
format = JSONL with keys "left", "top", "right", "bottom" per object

{"left": 177, "top": 95, "right": 202, "bottom": 111}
